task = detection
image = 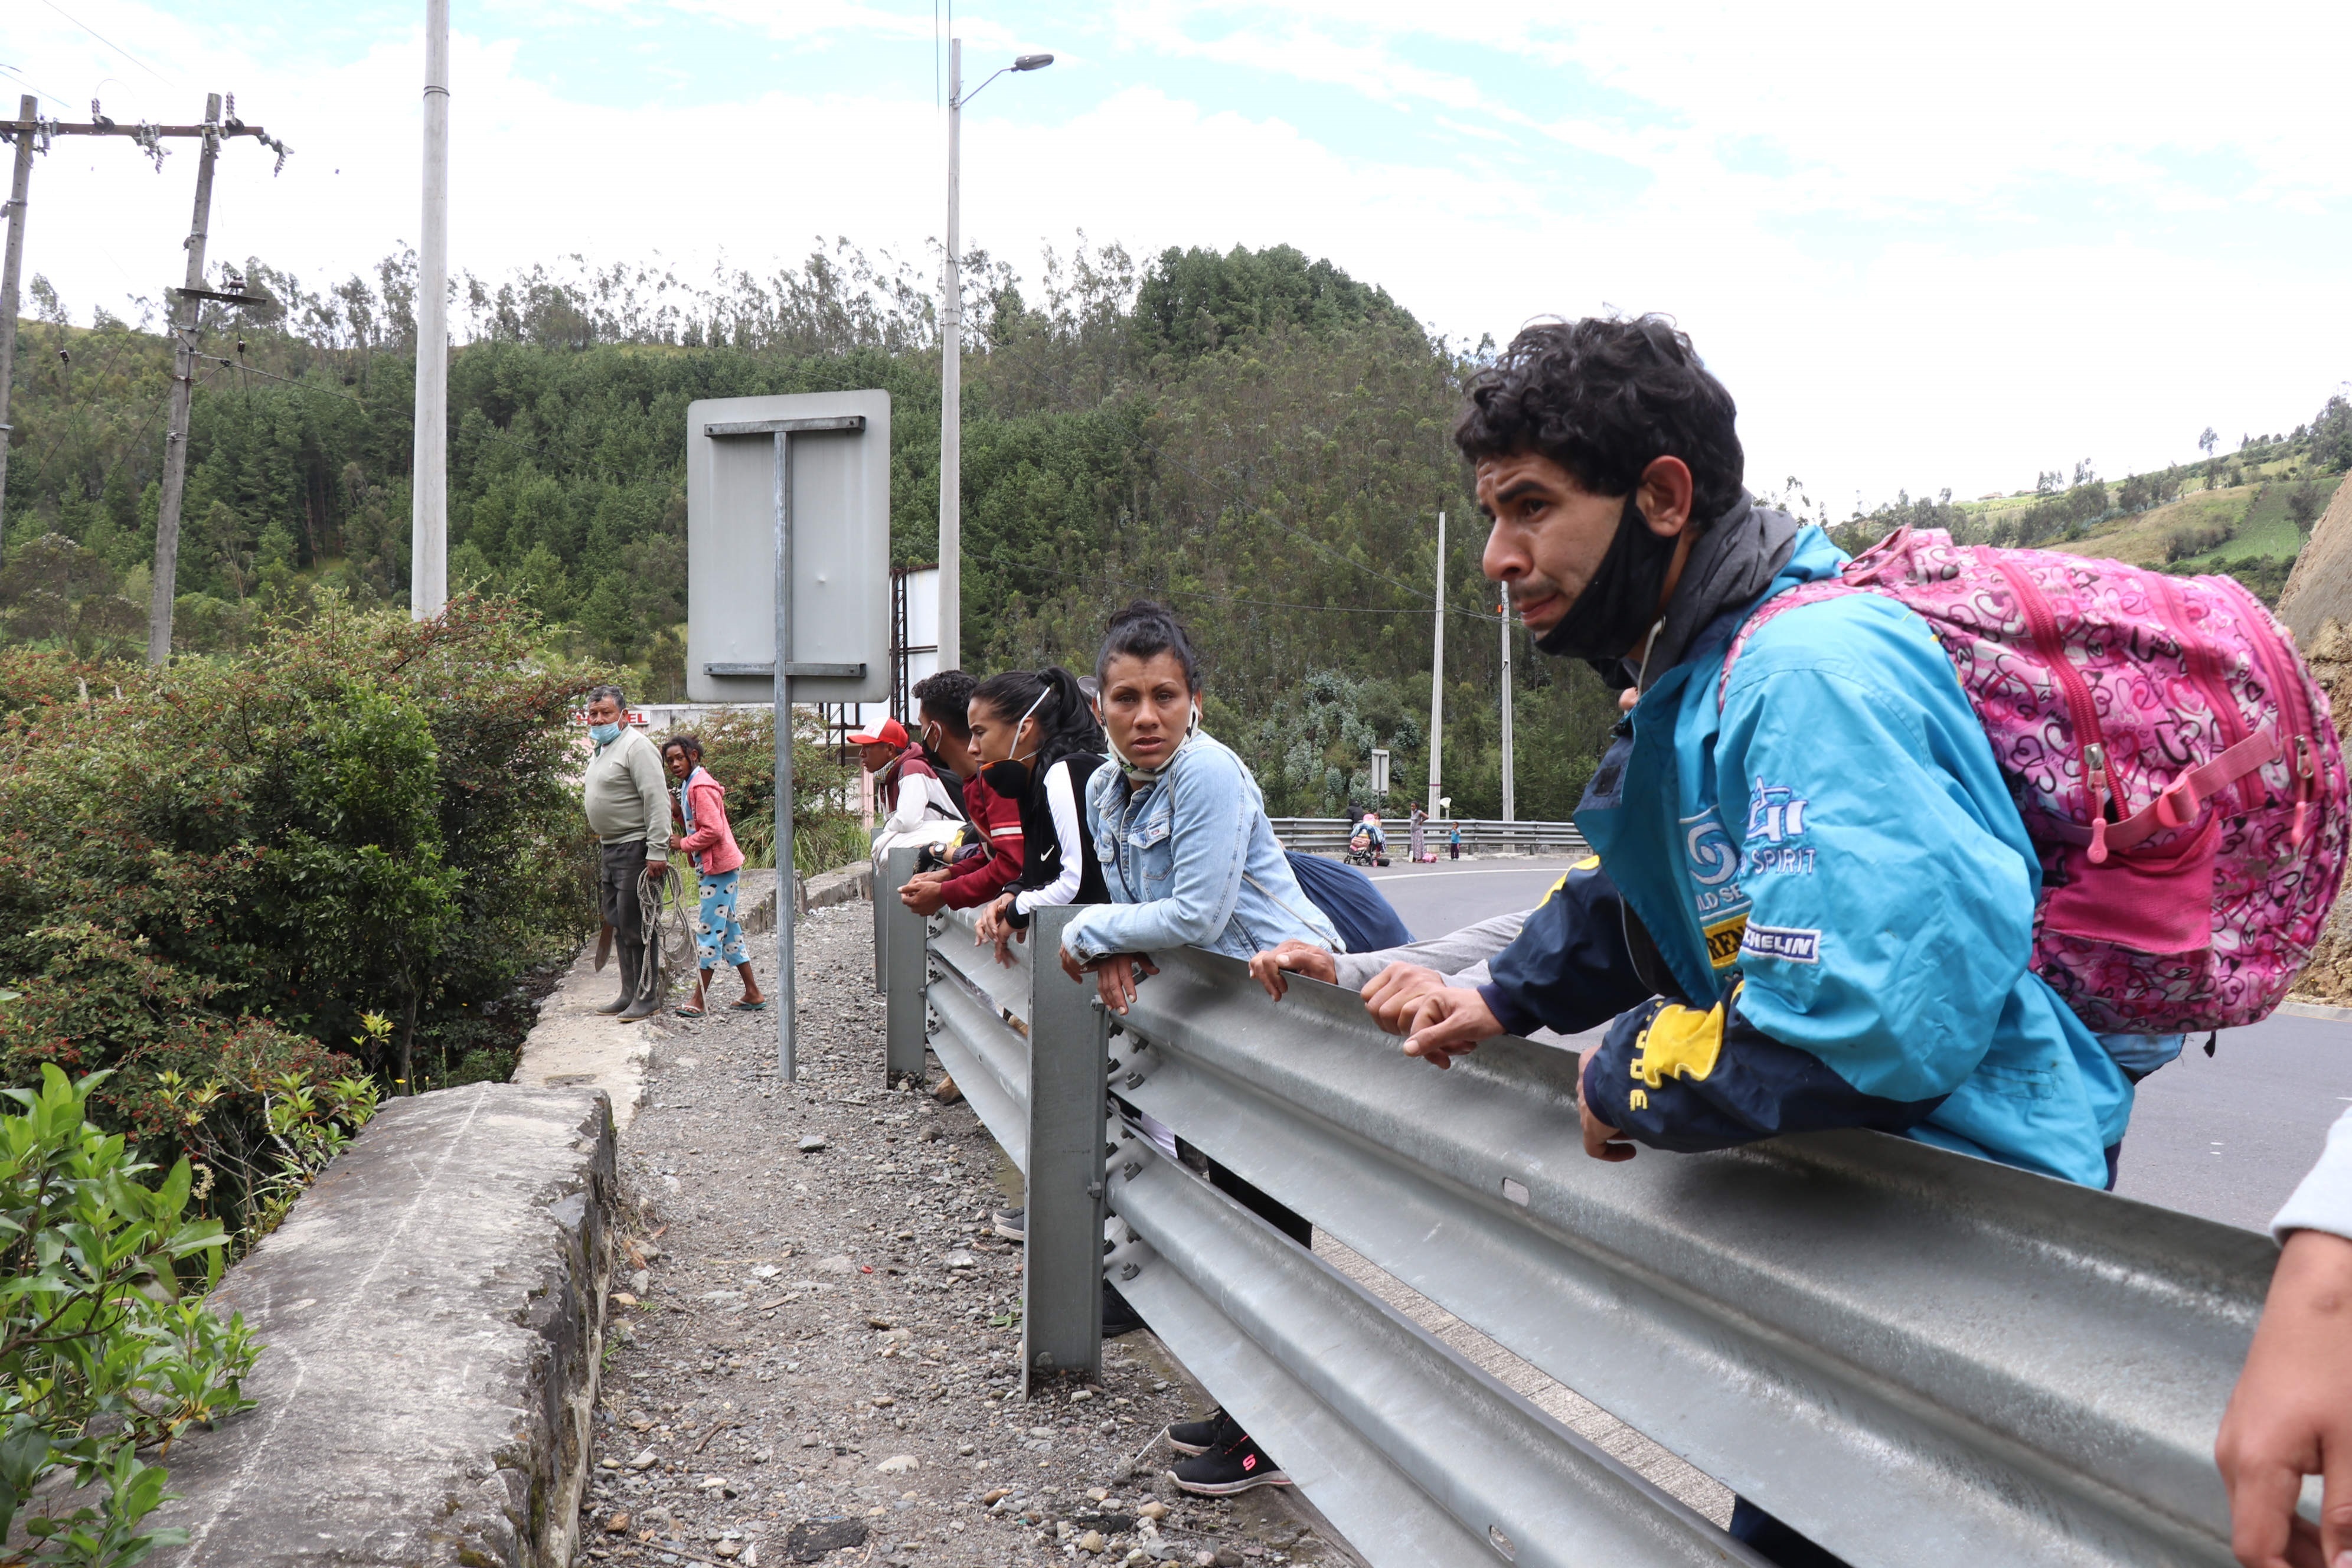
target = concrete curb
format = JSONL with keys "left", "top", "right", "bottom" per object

{"left": 150, "top": 1084, "right": 618, "bottom": 1568}
{"left": 2281, "top": 998, "right": 2352, "bottom": 1023}
{"left": 512, "top": 936, "right": 659, "bottom": 1132}
{"left": 740, "top": 861, "right": 871, "bottom": 936}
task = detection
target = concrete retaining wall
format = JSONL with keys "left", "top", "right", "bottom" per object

{"left": 149, "top": 1084, "right": 618, "bottom": 1568}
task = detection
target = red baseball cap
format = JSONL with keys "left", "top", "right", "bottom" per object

{"left": 847, "top": 716, "right": 910, "bottom": 748}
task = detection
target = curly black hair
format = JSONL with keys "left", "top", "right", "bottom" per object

{"left": 1454, "top": 315, "right": 1746, "bottom": 528}
{"left": 912, "top": 669, "right": 977, "bottom": 739}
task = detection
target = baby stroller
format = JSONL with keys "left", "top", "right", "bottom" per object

{"left": 1345, "top": 820, "right": 1390, "bottom": 868}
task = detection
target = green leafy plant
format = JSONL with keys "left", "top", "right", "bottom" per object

{"left": 0, "top": 1066, "right": 259, "bottom": 1564}
{"left": 151, "top": 1025, "right": 381, "bottom": 1256}
{"left": 0, "top": 596, "right": 603, "bottom": 1158}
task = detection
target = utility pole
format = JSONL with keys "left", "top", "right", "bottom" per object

{"left": 1426, "top": 509, "right": 1445, "bottom": 822}
{"left": 0, "top": 96, "right": 36, "bottom": 562}
{"left": 412, "top": 0, "right": 450, "bottom": 620}
{"left": 937, "top": 37, "right": 962, "bottom": 670}
{"left": 147, "top": 94, "right": 224, "bottom": 666}
{"left": 0, "top": 100, "right": 282, "bottom": 645}
{"left": 1499, "top": 585, "right": 1515, "bottom": 822}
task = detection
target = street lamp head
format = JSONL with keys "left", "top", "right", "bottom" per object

{"left": 1013, "top": 53, "right": 1054, "bottom": 70}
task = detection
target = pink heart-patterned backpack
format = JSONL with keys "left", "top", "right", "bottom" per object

{"left": 1724, "top": 526, "right": 2348, "bottom": 1033}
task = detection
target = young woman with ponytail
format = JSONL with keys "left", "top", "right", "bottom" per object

{"left": 970, "top": 666, "right": 1109, "bottom": 962}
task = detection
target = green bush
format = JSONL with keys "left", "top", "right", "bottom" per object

{"left": 0, "top": 593, "right": 602, "bottom": 1220}
{"left": 0, "top": 1065, "right": 258, "bottom": 1564}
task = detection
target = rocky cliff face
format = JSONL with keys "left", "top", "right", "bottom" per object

{"left": 2294, "top": 618, "right": 2352, "bottom": 1005}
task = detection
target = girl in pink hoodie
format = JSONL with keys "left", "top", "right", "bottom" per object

{"left": 661, "top": 736, "right": 766, "bottom": 1017}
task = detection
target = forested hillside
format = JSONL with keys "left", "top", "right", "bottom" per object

{"left": 1825, "top": 402, "right": 2350, "bottom": 606}
{"left": 9, "top": 239, "right": 2339, "bottom": 821}
{"left": 0, "top": 241, "right": 1615, "bottom": 819}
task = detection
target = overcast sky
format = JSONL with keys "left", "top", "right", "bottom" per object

{"left": 9, "top": 0, "right": 2350, "bottom": 511}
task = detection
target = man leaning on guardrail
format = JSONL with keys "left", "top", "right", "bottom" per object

{"left": 1393, "top": 315, "right": 2134, "bottom": 1199}
{"left": 1377, "top": 313, "right": 2157, "bottom": 1567}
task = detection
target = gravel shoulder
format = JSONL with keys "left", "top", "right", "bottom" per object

{"left": 570, "top": 899, "right": 1357, "bottom": 1567}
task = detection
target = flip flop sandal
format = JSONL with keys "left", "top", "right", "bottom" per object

{"left": 731, "top": 999, "right": 769, "bottom": 1012}
{"left": 674, "top": 1005, "right": 705, "bottom": 1018}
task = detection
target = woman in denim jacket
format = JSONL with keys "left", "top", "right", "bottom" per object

{"left": 1057, "top": 602, "right": 1339, "bottom": 1012}
{"left": 1053, "top": 602, "right": 1335, "bottom": 1501}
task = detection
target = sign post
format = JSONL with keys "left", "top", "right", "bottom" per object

{"left": 689, "top": 391, "right": 890, "bottom": 1079}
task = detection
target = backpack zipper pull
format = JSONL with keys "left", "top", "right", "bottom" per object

{"left": 2293, "top": 734, "right": 2315, "bottom": 848}
{"left": 2204, "top": 1030, "right": 2219, "bottom": 1059}
{"left": 2086, "top": 743, "right": 2112, "bottom": 865}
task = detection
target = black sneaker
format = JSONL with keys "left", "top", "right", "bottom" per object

{"left": 991, "top": 1207, "right": 1025, "bottom": 1242}
{"left": 1166, "top": 1407, "right": 1244, "bottom": 1456}
{"left": 1103, "top": 1282, "right": 1144, "bottom": 1338}
{"left": 1170, "top": 1430, "right": 1289, "bottom": 1495}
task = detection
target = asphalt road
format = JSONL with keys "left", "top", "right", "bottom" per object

{"left": 1357, "top": 855, "right": 2352, "bottom": 1233}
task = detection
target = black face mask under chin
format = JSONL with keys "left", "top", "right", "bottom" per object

{"left": 1533, "top": 494, "right": 1681, "bottom": 680}
{"left": 981, "top": 757, "right": 1031, "bottom": 798}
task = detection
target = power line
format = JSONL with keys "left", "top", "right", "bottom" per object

{"left": 0, "top": 63, "right": 73, "bottom": 107}
{"left": 35, "top": 0, "right": 174, "bottom": 86}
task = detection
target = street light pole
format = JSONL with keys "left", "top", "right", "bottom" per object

{"left": 938, "top": 38, "right": 962, "bottom": 669}
{"left": 936, "top": 43, "right": 1051, "bottom": 672}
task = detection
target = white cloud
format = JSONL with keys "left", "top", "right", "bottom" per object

{"left": 9, "top": 0, "right": 2348, "bottom": 514}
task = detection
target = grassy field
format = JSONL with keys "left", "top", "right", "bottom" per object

{"left": 2041, "top": 471, "right": 2343, "bottom": 567}
{"left": 2049, "top": 489, "right": 2252, "bottom": 564}
{"left": 2180, "top": 475, "right": 2335, "bottom": 566}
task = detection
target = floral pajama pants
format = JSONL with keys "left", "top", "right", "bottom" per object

{"left": 695, "top": 868, "right": 750, "bottom": 970}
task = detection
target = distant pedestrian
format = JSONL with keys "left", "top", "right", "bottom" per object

{"left": 1448, "top": 821, "right": 1462, "bottom": 860}
{"left": 580, "top": 685, "right": 671, "bottom": 1023}
{"left": 1409, "top": 805, "right": 1428, "bottom": 863}
{"left": 662, "top": 736, "right": 766, "bottom": 1019}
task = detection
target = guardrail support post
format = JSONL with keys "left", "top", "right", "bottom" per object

{"left": 881, "top": 845, "right": 927, "bottom": 1087}
{"left": 1022, "top": 905, "right": 1106, "bottom": 1393}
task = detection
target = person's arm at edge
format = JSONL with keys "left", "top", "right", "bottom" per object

{"left": 1331, "top": 908, "right": 1530, "bottom": 991}
{"left": 2217, "top": 1106, "right": 2352, "bottom": 1568}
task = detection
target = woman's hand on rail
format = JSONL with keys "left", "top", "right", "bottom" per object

{"left": 975, "top": 896, "right": 1021, "bottom": 966}
{"left": 1059, "top": 948, "right": 1158, "bottom": 1013}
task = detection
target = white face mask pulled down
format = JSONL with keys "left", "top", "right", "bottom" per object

{"left": 1105, "top": 701, "right": 1202, "bottom": 786}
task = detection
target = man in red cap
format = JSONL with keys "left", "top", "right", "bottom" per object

{"left": 852, "top": 714, "right": 965, "bottom": 858}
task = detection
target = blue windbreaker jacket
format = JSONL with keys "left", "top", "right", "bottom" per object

{"left": 1478, "top": 525, "right": 2132, "bottom": 1187}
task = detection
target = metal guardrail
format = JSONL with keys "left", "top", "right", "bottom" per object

{"left": 877, "top": 847, "right": 2276, "bottom": 1567}
{"left": 1270, "top": 816, "right": 1590, "bottom": 858}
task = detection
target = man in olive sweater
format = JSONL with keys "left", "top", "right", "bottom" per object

{"left": 582, "top": 685, "right": 671, "bottom": 1021}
